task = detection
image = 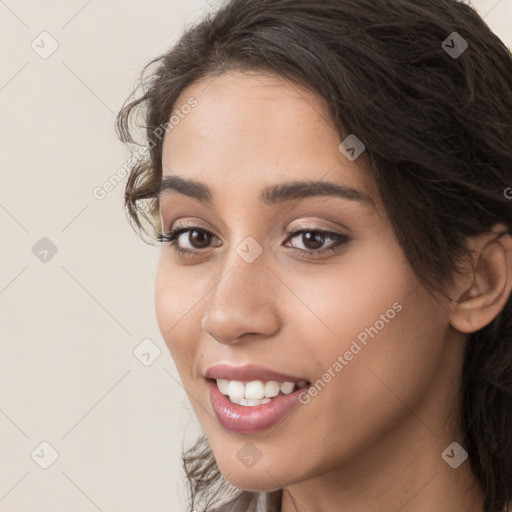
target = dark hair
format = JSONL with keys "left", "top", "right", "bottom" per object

{"left": 115, "top": 0, "right": 512, "bottom": 511}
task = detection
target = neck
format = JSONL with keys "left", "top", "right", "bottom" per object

{"left": 281, "top": 426, "right": 485, "bottom": 512}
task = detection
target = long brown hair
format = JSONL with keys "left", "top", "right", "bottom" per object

{"left": 115, "top": 1, "right": 512, "bottom": 510}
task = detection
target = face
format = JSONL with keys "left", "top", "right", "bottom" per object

{"left": 155, "top": 70, "right": 462, "bottom": 491}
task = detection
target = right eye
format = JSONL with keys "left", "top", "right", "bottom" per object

{"left": 157, "top": 227, "right": 221, "bottom": 258}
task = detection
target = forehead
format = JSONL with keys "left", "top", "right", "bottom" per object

{"left": 161, "top": 70, "right": 374, "bottom": 203}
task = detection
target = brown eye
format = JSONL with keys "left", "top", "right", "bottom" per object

{"left": 157, "top": 226, "right": 221, "bottom": 258}
{"left": 186, "top": 229, "right": 212, "bottom": 249}
{"left": 286, "top": 229, "right": 349, "bottom": 257}
{"left": 300, "top": 232, "right": 325, "bottom": 251}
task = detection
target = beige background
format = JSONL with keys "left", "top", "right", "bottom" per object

{"left": 0, "top": 1, "right": 510, "bottom": 511}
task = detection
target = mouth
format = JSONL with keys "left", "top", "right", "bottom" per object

{"left": 210, "top": 378, "right": 310, "bottom": 406}
{"left": 205, "top": 375, "right": 312, "bottom": 434}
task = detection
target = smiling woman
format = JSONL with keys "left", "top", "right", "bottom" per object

{"left": 114, "top": 1, "right": 512, "bottom": 511}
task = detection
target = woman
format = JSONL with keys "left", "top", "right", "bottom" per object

{"left": 115, "top": 0, "right": 512, "bottom": 510}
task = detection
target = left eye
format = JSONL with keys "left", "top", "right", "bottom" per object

{"left": 285, "top": 229, "right": 349, "bottom": 254}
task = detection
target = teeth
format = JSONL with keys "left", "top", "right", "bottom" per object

{"left": 227, "top": 380, "right": 245, "bottom": 400}
{"left": 216, "top": 379, "right": 301, "bottom": 405}
{"left": 247, "top": 398, "right": 271, "bottom": 406}
{"left": 245, "top": 381, "right": 265, "bottom": 400}
{"left": 230, "top": 397, "right": 272, "bottom": 406}
{"left": 280, "top": 382, "right": 295, "bottom": 395}
{"left": 264, "top": 381, "right": 280, "bottom": 397}
{"left": 217, "top": 379, "right": 229, "bottom": 394}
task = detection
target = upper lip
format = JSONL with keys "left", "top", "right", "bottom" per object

{"left": 204, "top": 364, "right": 309, "bottom": 383}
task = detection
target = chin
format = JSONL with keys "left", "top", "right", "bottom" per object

{"left": 221, "top": 467, "right": 285, "bottom": 492}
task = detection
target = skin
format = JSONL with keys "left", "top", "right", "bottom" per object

{"left": 155, "top": 70, "right": 512, "bottom": 512}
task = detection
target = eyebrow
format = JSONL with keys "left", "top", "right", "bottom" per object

{"left": 158, "top": 174, "right": 371, "bottom": 206}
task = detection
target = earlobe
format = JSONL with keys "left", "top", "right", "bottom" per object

{"left": 450, "top": 224, "right": 512, "bottom": 334}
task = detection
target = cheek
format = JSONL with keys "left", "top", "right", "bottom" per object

{"left": 154, "top": 257, "right": 204, "bottom": 366}
{"left": 312, "top": 285, "right": 447, "bottom": 451}
{"left": 284, "top": 250, "right": 446, "bottom": 442}
{"left": 280, "top": 248, "right": 411, "bottom": 355}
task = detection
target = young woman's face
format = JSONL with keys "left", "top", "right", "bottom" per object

{"left": 155, "top": 71, "right": 465, "bottom": 491}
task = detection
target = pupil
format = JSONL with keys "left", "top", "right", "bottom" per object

{"left": 304, "top": 232, "right": 324, "bottom": 250}
{"left": 191, "top": 230, "right": 210, "bottom": 248}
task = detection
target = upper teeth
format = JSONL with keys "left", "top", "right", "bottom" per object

{"left": 217, "top": 379, "right": 297, "bottom": 401}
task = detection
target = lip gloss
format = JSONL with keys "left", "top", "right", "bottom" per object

{"left": 207, "top": 379, "right": 305, "bottom": 433}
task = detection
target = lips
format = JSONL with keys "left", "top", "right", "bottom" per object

{"left": 204, "top": 363, "right": 308, "bottom": 383}
{"left": 204, "top": 364, "right": 311, "bottom": 433}
{"left": 207, "top": 379, "right": 308, "bottom": 433}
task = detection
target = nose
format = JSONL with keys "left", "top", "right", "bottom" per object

{"left": 201, "top": 247, "right": 281, "bottom": 345}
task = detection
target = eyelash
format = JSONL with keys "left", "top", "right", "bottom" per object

{"left": 157, "top": 226, "right": 349, "bottom": 259}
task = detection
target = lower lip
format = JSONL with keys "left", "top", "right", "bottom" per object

{"left": 207, "top": 379, "right": 307, "bottom": 434}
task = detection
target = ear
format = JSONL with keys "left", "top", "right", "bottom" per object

{"left": 450, "top": 223, "right": 512, "bottom": 333}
